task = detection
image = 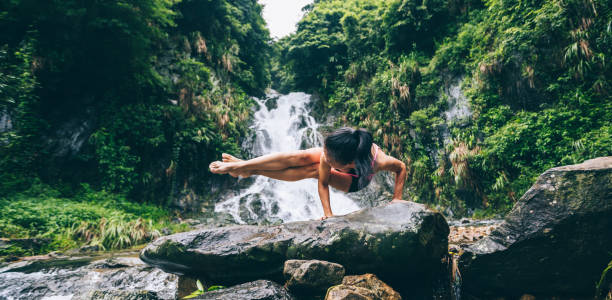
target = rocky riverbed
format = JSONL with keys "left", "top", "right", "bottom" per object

{"left": 140, "top": 200, "right": 449, "bottom": 297}
{"left": 0, "top": 250, "right": 179, "bottom": 299}
{"left": 1, "top": 157, "right": 610, "bottom": 299}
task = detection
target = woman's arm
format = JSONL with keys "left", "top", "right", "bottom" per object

{"left": 318, "top": 153, "right": 333, "bottom": 219}
{"left": 376, "top": 152, "right": 407, "bottom": 201}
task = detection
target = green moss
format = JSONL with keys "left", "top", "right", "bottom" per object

{"left": 152, "top": 240, "right": 187, "bottom": 260}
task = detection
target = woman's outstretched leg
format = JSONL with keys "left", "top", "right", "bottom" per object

{"left": 209, "top": 148, "right": 322, "bottom": 175}
{"left": 254, "top": 164, "right": 319, "bottom": 181}
{"left": 220, "top": 154, "right": 354, "bottom": 193}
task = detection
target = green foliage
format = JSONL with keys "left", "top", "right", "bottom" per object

{"left": 596, "top": 259, "right": 612, "bottom": 299}
{"left": 0, "top": 0, "right": 271, "bottom": 203}
{"left": 382, "top": 0, "right": 454, "bottom": 54}
{"left": 278, "top": 0, "right": 612, "bottom": 216}
{"left": 182, "top": 280, "right": 225, "bottom": 299}
{"left": 0, "top": 183, "right": 188, "bottom": 259}
{"left": 0, "top": 37, "right": 45, "bottom": 192}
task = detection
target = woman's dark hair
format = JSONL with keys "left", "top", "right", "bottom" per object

{"left": 324, "top": 127, "right": 373, "bottom": 189}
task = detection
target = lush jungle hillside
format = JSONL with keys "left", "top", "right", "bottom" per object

{"left": 274, "top": 0, "right": 612, "bottom": 215}
{"left": 0, "top": 0, "right": 270, "bottom": 257}
{"left": 0, "top": 0, "right": 611, "bottom": 260}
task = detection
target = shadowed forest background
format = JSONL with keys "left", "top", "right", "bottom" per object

{"left": 0, "top": 0, "right": 610, "bottom": 260}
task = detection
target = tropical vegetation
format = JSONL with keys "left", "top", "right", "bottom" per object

{"left": 275, "top": 0, "right": 611, "bottom": 215}
{"left": 1, "top": 0, "right": 610, "bottom": 260}
{"left": 0, "top": 0, "right": 270, "bottom": 259}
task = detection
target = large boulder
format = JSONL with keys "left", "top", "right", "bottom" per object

{"left": 0, "top": 254, "right": 178, "bottom": 299}
{"left": 140, "top": 202, "right": 448, "bottom": 294}
{"left": 283, "top": 259, "right": 345, "bottom": 294}
{"left": 460, "top": 157, "right": 612, "bottom": 298}
{"left": 192, "top": 280, "right": 294, "bottom": 300}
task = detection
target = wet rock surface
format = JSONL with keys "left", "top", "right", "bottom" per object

{"left": 75, "top": 290, "right": 160, "bottom": 300}
{"left": 193, "top": 279, "right": 294, "bottom": 300}
{"left": 460, "top": 157, "right": 612, "bottom": 298}
{"left": 0, "top": 252, "right": 177, "bottom": 299}
{"left": 141, "top": 202, "right": 449, "bottom": 295}
{"left": 326, "top": 273, "right": 401, "bottom": 300}
{"left": 283, "top": 259, "right": 344, "bottom": 294}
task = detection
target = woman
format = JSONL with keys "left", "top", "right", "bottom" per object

{"left": 209, "top": 127, "right": 408, "bottom": 220}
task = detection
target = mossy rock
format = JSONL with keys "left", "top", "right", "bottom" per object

{"left": 460, "top": 157, "right": 612, "bottom": 298}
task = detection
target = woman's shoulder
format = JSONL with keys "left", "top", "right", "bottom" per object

{"left": 372, "top": 143, "right": 383, "bottom": 157}
{"left": 372, "top": 143, "right": 393, "bottom": 169}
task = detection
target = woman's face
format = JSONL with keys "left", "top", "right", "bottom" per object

{"left": 324, "top": 148, "right": 355, "bottom": 172}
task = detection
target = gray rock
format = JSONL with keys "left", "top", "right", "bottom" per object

{"left": 76, "top": 290, "right": 159, "bottom": 300}
{"left": 140, "top": 202, "right": 449, "bottom": 295}
{"left": 460, "top": 157, "right": 612, "bottom": 298}
{"left": 0, "top": 253, "right": 178, "bottom": 299}
{"left": 193, "top": 280, "right": 294, "bottom": 300}
{"left": 283, "top": 259, "right": 344, "bottom": 294}
{"left": 346, "top": 172, "right": 395, "bottom": 208}
{"left": 79, "top": 244, "right": 101, "bottom": 253}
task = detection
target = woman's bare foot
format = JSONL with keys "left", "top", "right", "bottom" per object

{"left": 211, "top": 154, "right": 253, "bottom": 178}
{"left": 222, "top": 153, "right": 255, "bottom": 177}
{"left": 220, "top": 154, "right": 244, "bottom": 177}
{"left": 209, "top": 161, "right": 236, "bottom": 174}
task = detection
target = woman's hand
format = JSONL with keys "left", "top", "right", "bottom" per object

{"left": 319, "top": 214, "right": 334, "bottom": 221}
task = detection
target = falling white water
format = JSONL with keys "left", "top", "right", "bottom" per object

{"left": 444, "top": 78, "right": 471, "bottom": 124}
{"left": 214, "top": 91, "right": 360, "bottom": 223}
{"left": 440, "top": 76, "right": 472, "bottom": 148}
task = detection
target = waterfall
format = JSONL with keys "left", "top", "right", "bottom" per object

{"left": 440, "top": 76, "right": 472, "bottom": 148}
{"left": 0, "top": 109, "right": 12, "bottom": 133}
{"left": 214, "top": 91, "right": 360, "bottom": 224}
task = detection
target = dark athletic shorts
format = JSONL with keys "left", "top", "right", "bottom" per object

{"left": 348, "top": 176, "right": 360, "bottom": 193}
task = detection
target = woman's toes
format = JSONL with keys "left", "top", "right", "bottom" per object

{"left": 221, "top": 153, "right": 233, "bottom": 162}
{"left": 209, "top": 161, "right": 228, "bottom": 174}
{"left": 222, "top": 153, "right": 242, "bottom": 163}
